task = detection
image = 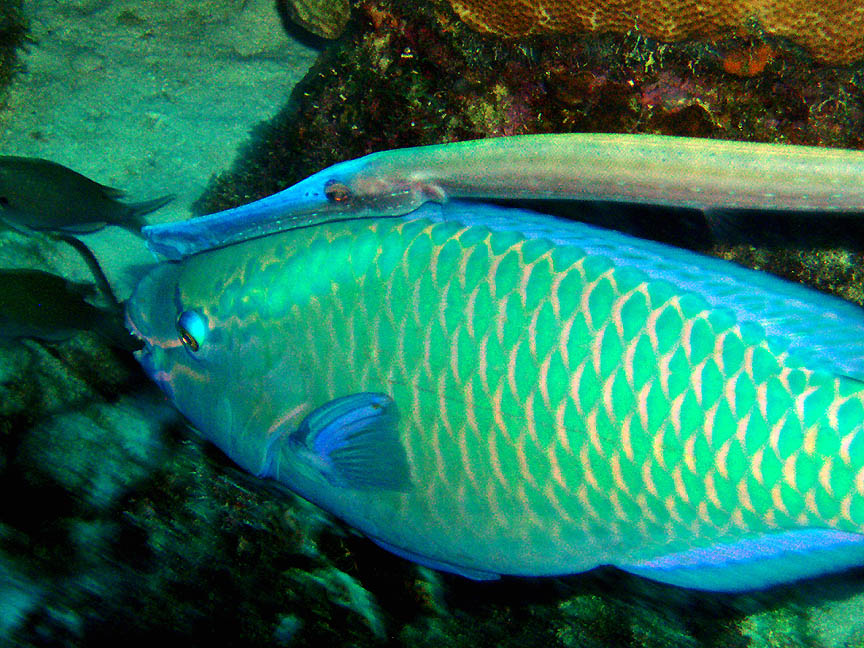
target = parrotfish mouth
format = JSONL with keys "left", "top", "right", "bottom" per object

{"left": 124, "top": 316, "right": 175, "bottom": 400}
{"left": 124, "top": 262, "right": 183, "bottom": 399}
{"left": 124, "top": 307, "right": 146, "bottom": 350}
{"left": 133, "top": 346, "right": 164, "bottom": 393}
{"left": 124, "top": 304, "right": 150, "bottom": 364}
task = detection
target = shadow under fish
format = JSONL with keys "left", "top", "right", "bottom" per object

{"left": 0, "top": 268, "right": 141, "bottom": 350}
{"left": 0, "top": 156, "right": 173, "bottom": 236}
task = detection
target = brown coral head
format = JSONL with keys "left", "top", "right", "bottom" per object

{"left": 282, "top": 0, "right": 350, "bottom": 39}
{"left": 721, "top": 43, "right": 776, "bottom": 77}
{"left": 447, "top": 0, "right": 864, "bottom": 65}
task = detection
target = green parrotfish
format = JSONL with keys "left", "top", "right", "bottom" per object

{"left": 127, "top": 201, "right": 864, "bottom": 591}
{"left": 0, "top": 156, "right": 173, "bottom": 236}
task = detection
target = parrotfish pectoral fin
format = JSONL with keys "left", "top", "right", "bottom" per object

{"left": 368, "top": 535, "right": 501, "bottom": 581}
{"left": 289, "top": 392, "right": 412, "bottom": 491}
{"left": 617, "top": 529, "right": 864, "bottom": 591}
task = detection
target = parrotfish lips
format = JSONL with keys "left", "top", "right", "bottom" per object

{"left": 126, "top": 262, "right": 184, "bottom": 399}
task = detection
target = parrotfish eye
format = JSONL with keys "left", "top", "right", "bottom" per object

{"left": 324, "top": 179, "right": 352, "bottom": 204}
{"left": 176, "top": 310, "right": 208, "bottom": 353}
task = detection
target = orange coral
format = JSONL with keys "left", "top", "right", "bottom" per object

{"left": 722, "top": 44, "right": 776, "bottom": 76}
{"left": 446, "top": 0, "right": 864, "bottom": 64}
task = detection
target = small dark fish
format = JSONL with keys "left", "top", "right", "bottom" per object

{"left": 0, "top": 268, "right": 141, "bottom": 349}
{"left": 0, "top": 156, "right": 174, "bottom": 236}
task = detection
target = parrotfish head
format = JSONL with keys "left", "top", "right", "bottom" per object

{"left": 127, "top": 230, "right": 413, "bottom": 544}
{"left": 125, "top": 246, "right": 311, "bottom": 478}
{"left": 125, "top": 262, "right": 185, "bottom": 401}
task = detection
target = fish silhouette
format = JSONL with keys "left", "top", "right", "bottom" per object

{"left": 1, "top": 268, "right": 139, "bottom": 349}
{"left": 141, "top": 133, "right": 864, "bottom": 260}
{"left": 0, "top": 156, "right": 173, "bottom": 236}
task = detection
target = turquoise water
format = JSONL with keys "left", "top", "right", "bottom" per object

{"left": 2, "top": 0, "right": 864, "bottom": 646}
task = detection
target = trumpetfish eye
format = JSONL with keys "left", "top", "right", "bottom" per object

{"left": 324, "top": 179, "right": 351, "bottom": 203}
{"left": 176, "top": 309, "right": 207, "bottom": 352}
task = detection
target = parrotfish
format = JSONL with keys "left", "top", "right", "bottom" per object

{"left": 0, "top": 156, "right": 174, "bottom": 236}
{"left": 142, "top": 133, "right": 864, "bottom": 259}
{"left": 127, "top": 200, "right": 864, "bottom": 591}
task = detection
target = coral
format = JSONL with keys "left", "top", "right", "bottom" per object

{"left": 721, "top": 43, "right": 776, "bottom": 77}
{"left": 739, "top": 606, "right": 808, "bottom": 647}
{"left": 280, "top": 0, "right": 351, "bottom": 39}
{"left": 805, "top": 583, "right": 864, "bottom": 648}
{"left": 446, "top": 0, "right": 864, "bottom": 64}
{"left": 19, "top": 392, "right": 174, "bottom": 511}
{"left": 286, "top": 568, "right": 385, "bottom": 638}
{"left": 0, "top": 558, "right": 42, "bottom": 643}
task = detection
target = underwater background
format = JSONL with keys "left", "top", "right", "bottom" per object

{"left": 1, "top": 0, "right": 864, "bottom": 646}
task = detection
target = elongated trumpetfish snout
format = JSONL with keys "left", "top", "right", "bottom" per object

{"left": 143, "top": 152, "right": 416, "bottom": 259}
{"left": 143, "top": 170, "right": 337, "bottom": 259}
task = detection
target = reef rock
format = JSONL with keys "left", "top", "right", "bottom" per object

{"left": 282, "top": 0, "right": 350, "bottom": 39}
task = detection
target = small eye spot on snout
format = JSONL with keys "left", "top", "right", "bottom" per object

{"left": 324, "top": 179, "right": 352, "bottom": 203}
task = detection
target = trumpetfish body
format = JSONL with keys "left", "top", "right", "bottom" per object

{"left": 143, "top": 133, "right": 864, "bottom": 259}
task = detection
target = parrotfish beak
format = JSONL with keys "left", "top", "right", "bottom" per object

{"left": 125, "top": 262, "right": 183, "bottom": 400}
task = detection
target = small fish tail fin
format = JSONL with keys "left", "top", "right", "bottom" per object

{"left": 121, "top": 194, "right": 176, "bottom": 235}
{"left": 54, "top": 234, "right": 121, "bottom": 312}
{"left": 93, "top": 311, "right": 144, "bottom": 351}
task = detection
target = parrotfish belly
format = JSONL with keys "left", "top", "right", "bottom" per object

{"left": 133, "top": 203, "right": 864, "bottom": 589}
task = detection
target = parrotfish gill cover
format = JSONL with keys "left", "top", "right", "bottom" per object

{"left": 127, "top": 201, "right": 864, "bottom": 592}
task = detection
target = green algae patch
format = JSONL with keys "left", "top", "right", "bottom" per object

{"left": 740, "top": 606, "right": 809, "bottom": 648}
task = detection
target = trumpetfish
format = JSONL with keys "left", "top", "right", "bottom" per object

{"left": 128, "top": 190, "right": 864, "bottom": 590}
{"left": 142, "top": 133, "right": 864, "bottom": 260}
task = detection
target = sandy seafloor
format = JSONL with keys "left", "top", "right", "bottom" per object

{"left": 0, "top": 0, "right": 318, "bottom": 298}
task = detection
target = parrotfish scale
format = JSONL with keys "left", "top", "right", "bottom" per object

{"left": 433, "top": 202, "right": 864, "bottom": 382}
